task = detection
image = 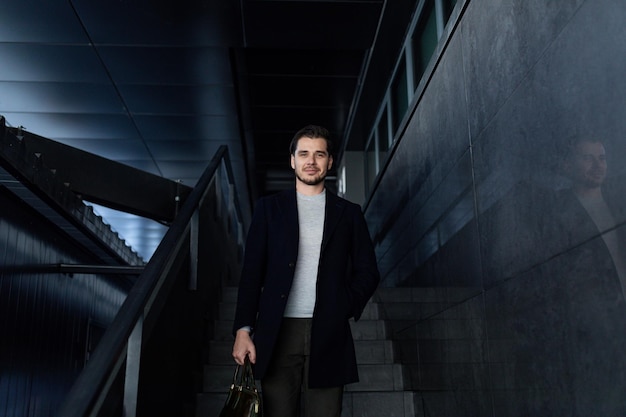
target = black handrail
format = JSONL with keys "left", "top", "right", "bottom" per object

{"left": 57, "top": 145, "right": 243, "bottom": 416}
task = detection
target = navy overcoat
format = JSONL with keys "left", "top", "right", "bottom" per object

{"left": 233, "top": 189, "right": 380, "bottom": 388}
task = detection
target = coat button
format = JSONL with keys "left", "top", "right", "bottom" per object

{"left": 288, "top": 262, "right": 295, "bottom": 268}
{"left": 280, "top": 294, "right": 287, "bottom": 299}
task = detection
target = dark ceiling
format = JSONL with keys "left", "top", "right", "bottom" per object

{"left": 0, "top": 0, "right": 391, "bottom": 260}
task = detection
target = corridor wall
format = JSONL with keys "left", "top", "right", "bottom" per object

{"left": 364, "top": 0, "right": 626, "bottom": 414}
{"left": 0, "top": 186, "right": 130, "bottom": 417}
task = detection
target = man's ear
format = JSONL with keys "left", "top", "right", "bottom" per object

{"left": 290, "top": 154, "right": 295, "bottom": 170}
{"left": 328, "top": 155, "right": 333, "bottom": 170}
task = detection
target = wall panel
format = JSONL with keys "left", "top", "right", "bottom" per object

{"left": 0, "top": 186, "right": 129, "bottom": 417}
{"left": 367, "top": 0, "right": 626, "bottom": 414}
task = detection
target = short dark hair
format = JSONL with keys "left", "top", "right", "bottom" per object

{"left": 289, "top": 125, "right": 333, "bottom": 156}
{"left": 562, "top": 136, "right": 604, "bottom": 160}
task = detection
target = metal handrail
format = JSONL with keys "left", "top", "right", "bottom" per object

{"left": 57, "top": 145, "right": 244, "bottom": 417}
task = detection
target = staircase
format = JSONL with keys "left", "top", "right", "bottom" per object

{"left": 343, "top": 297, "right": 417, "bottom": 417}
{"left": 194, "top": 287, "right": 417, "bottom": 417}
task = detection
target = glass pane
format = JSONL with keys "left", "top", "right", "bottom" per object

{"left": 365, "top": 136, "right": 378, "bottom": 192}
{"left": 391, "top": 57, "right": 408, "bottom": 134}
{"left": 443, "top": 0, "right": 458, "bottom": 23}
{"left": 378, "top": 109, "right": 389, "bottom": 152}
{"left": 411, "top": 0, "right": 437, "bottom": 88}
{"left": 377, "top": 110, "right": 389, "bottom": 169}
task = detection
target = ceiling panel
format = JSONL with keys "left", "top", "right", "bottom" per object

{"left": 244, "top": 49, "right": 365, "bottom": 75}
{"left": 242, "top": 1, "right": 382, "bottom": 49}
{"left": 0, "top": 1, "right": 88, "bottom": 43}
{"left": 132, "top": 115, "right": 240, "bottom": 141}
{"left": 71, "top": 0, "right": 243, "bottom": 46}
{"left": 0, "top": 82, "right": 123, "bottom": 113}
{"left": 146, "top": 140, "right": 225, "bottom": 161}
{"left": 250, "top": 107, "right": 347, "bottom": 134}
{"left": 98, "top": 47, "right": 235, "bottom": 85}
{"left": 0, "top": 45, "right": 107, "bottom": 82}
{"left": 1, "top": 113, "right": 139, "bottom": 139}
{"left": 118, "top": 85, "right": 238, "bottom": 115}
{"left": 156, "top": 160, "right": 220, "bottom": 181}
{"left": 248, "top": 76, "right": 358, "bottom": 106}
{"left": 58, "top": 138, "right": 157, "bottom": 163}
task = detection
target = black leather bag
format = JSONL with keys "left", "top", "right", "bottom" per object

{"left": 218, "top": 357, "right": 260, "bottom": 417}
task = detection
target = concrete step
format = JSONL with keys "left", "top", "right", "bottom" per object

{"left": 214, "top": 317, "right": 386, "bottom": 342}
{"left": 358, "top": 302, "right": 380, "bottom": 320}
{"left": 203, "top": 364, "right": 236, "bottom": 393}
{"left": 218, "top": 298, "right": 381, "bottom": 322}
{"left": 342, "top": 391, "right": 418, "bottom": 417}
{"left": 207, "top": 338, "right": 394, "bottom": 366}
{"left": 195, "top": 392, "right": 228, "bottom": 417}
{"left": 196, "top": 390, "right": 419, "bottom": 417}
{"left": 212, "top": 319, "right": 234, "bottom": 341}
{"left": 208, "top": 340, "right": 233, "bottom": 365}
{"left": 202, "top": 362, "right": 403, "bottom": 394}
{"left": 346, "top": 363, "right": 404, "bottom": 392}
{"left": 375, "top": 286, "right": 478, "bottom": 303}
{"left": 355, "top": 340, "right": 394, "bottom": 364}
{"left": 195, "top": 392, "right": 421, "bottom": 417}
{"left": 350, "top": 318, "right": 387, "bottom": 340}
{"left": 221, "top": 286, "right": 238, "bottom": 303}
{"left": 380, "top": 301, "right": 451, "bottom": 321}
{"left": 218, "top": 301, "right": 236, "bottom": 321}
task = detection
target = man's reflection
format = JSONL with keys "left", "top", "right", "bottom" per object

{"left": 549, "top": 136, "right": 626, "bottom": 414}
{"left": 483, "top": 136, "right": 626, "bottom": 415}
{"left": 559, "top": 137, "right": 626, "bottom": 298}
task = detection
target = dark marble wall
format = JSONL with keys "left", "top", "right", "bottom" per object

{"left": 365, "top": 0, "right": 626, "bottom": 414}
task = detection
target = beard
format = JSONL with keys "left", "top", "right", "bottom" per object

{"left": 295, "top": 170, "right": 326, "bottom": 186}
{"left": 581, "top": 170, "right": 606, "bottom": 188}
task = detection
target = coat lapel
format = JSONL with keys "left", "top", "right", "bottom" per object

{"left": 321, "top": 191, "right": 346, "bottom": 254}
{"left": 278, "top": 189, "right": 299, "bottom": 248}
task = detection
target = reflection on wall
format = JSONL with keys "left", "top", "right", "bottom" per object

{"left": 364, "top": 0, "right": 626, "bottom": 414}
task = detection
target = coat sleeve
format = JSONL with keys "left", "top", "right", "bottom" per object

{"left": 348, "top": 206, "right": 380, "bottom": 321}
{"left": 232, "top": 199, "right": 269, "bottom": 335}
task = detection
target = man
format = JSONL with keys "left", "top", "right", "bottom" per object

{"left": 552, "top": 136, "right": 626, "bottom": 413}
{"left": 231, "top": 125, "right": 380, "bottom": 417}
{"left": 559, "top": 137, "right": 626, "bottom": 296}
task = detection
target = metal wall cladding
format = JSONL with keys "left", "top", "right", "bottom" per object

{"left": 0, "top": 187, "right": 129, "bottom": 417}
{"left": 365, "top": 0, "right": 626, "bottom": 415}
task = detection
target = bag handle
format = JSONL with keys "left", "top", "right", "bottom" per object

{"left": 232, "top": 355, "right": 257, "bottom": 391}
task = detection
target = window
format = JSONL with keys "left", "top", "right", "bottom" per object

{"left": 442, "top": 0, "right": 458, "bottom": 24}
{"left": 391, "top": 57, "right": 409, "bottom": 134}
{"left": 377, "top": 111, "right": 390, "bottom": 167}
{"left": 411, "top": 0, "right": 438, "bottom": 87}
{"left": 360, "top": 0, "right": 462, "bottom": 199}
{"left": 365, "top": 134, "right": 378, "bottom": 193}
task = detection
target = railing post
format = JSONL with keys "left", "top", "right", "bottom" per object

{"left": 123, "top": 315, "right": 143, "bottom": 417}
{"left": 189, "top": 208, "right": 199, "bottom": 290}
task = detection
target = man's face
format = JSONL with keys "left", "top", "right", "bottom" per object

{"left": 290, "top": 137, "right": 333, "bottom": 187}
{"left": 565, "top": 141, "right": 607, "bottom": 189}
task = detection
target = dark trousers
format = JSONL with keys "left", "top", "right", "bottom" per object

{"left": 261, "top": 318, "right": 343, "bottom": 417}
